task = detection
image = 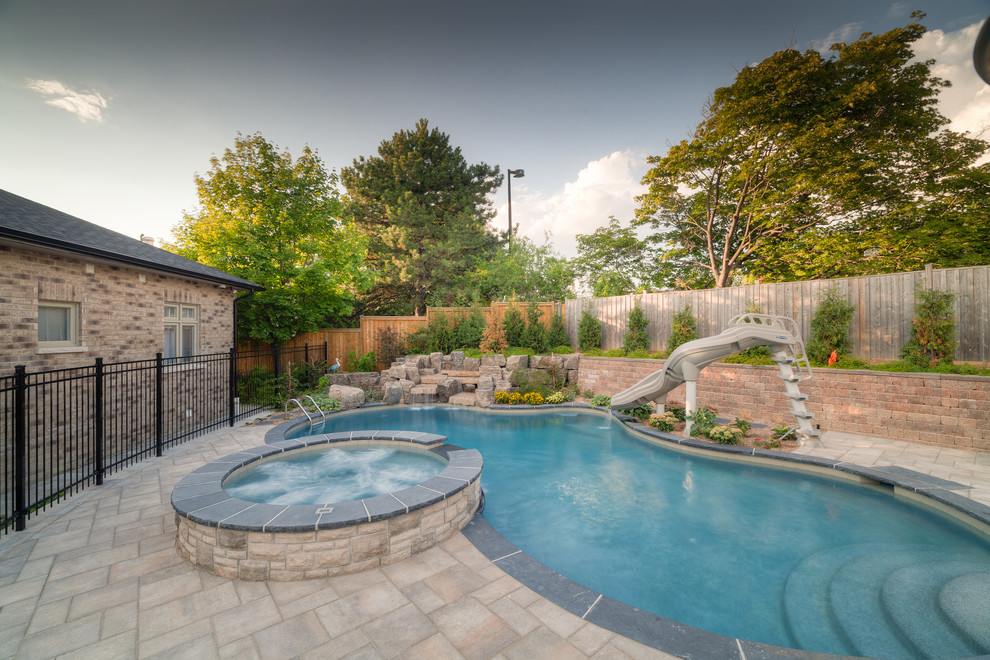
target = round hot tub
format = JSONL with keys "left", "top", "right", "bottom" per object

{"left": 171, "top": 431, "right": 483, "bottom": 581}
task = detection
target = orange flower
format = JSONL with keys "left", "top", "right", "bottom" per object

{"left": 828, "top": 350, "right": 838, "bottom": 366}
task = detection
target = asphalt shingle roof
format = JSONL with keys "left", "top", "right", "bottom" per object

{"left": 0, "top": 189, "right": 262, "bottom": 291}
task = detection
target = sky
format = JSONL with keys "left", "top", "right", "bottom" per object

{"left": 2, "top": 1, "right": 988, "bottom": 259}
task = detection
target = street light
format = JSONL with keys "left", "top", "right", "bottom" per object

{"left": 506, "top": 168, "right": 524, "bottom": 248}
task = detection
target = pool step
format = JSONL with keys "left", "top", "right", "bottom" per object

{"left": 880, "top": 560, "right": 990, "bottom": 658}
{"left": 783, "top": 543, "right": 990, "bottom": 658}
{"left": 938, "top": 572, "right": 990, "bottom": 651}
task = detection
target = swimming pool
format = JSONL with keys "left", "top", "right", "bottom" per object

{"left": 288, "top": 405, "right": 990, "bottom": 659}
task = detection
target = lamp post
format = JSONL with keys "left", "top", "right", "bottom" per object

{"left": 507, "top": 168, "right": 524, "bottom": 248}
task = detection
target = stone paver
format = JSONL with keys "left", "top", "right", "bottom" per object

{"left": 0, "top": 419, "right": 987, "bottom": 660}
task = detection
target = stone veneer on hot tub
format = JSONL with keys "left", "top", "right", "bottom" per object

{"left": 171, "top": 427, "right": 483, "bottom": 581}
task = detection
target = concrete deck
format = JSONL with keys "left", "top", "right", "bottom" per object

{"left": 2, "top": 421, "right": 988, "bottom": 659}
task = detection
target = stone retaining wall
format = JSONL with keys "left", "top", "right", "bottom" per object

{"left": 578, "top": 357, "right": 990, "bottom": 451}
{"left": 175, "top": 476, "right": 481, "bottom": 581}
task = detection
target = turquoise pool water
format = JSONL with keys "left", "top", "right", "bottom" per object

{"left": 223, "top": 445, "right": 445, "bottom": 505}
{"left": 291, "top": 406, "right": 990, "bottom": 658}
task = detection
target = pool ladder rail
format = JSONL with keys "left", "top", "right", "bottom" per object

{"left": 284, "top": 396, "right": 328, "bottom": 425}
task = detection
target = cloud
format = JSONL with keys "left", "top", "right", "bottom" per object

{"left": 495, "top": 150, "right": 648, "bottom": 259}
{"left": 913, "top": 21, "right": 990, "bottom": 142}
{"left": 811, "top": 22, "right": 864, "bottom": 53}
{"left": 26, "top": 79, "right": 108, "bottom": 122}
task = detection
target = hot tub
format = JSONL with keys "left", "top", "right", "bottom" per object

{"left": 171, "top": 430, "right": 483, "bottom": 581}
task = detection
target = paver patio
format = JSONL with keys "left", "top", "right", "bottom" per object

{"left": 2, "top": 417, "right": 988, "bottom": 659}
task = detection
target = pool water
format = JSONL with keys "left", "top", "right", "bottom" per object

{"left": 292, "top": 406, "right": 990, "bottom": 658}
{"left": 222, "top": 445, "right": 446, "bottom": 505}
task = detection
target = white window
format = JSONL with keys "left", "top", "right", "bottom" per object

{"left": 38, "top": 301, "right": 79, "bottom": 347}
{"left": 164, "top": 304, "right": 199, "bottom": 361}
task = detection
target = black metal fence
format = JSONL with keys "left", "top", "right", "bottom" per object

{"left": 1, "top": 343, "right": 327, "bottom": 535}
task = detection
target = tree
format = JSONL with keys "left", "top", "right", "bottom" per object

{"left": 521, "top": 302, "right": 550, "bottom": 353}
{"left": 168, "top": 132, "right": 369, "bottom": 345}
{"left": 342, "top": 119, "right": 502, "bottom": 315}
{"left": 900, "top": 288, "right": 956, "bottom": 368}
{"left": 577, "top": 310, "right": 602, "bottom": 352}
{"left": 667, "top": 307, "right": 698, "bottom": 354}
{"left": 635, "top": 15, "right": 990, "bottom": 288}
{"left": 806, "top": 288, "right": 856, "bottom": 364}
{"left": 623, "top": 304, "right": 650, "bottom": 352}
{"left": 472, "top": 235, "right": 575, "bottom": 303}
{"left": 574, "top": 217, "right": 664, "bottom": 296}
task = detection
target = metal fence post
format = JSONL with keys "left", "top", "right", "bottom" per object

{"left": 304, "top": 343, "right": 309, "bottom": 365}
{"left": 13, "top": 365, "right": 27, "bottom": 531}
{"left": 155, "top": 353, "right": 163, "bottom": 457}
{"left": 228, "top": 347, "right": 236, "bottom": 427}
{"left": 94, "top": 358, "right": 105, "bottom": 485}
{"left": 323, "top": 340, "right": 328, "bottom": 364}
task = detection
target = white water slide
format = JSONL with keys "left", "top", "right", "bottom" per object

{"left": 610, "top": 314, "right": 822, "bottom": 444}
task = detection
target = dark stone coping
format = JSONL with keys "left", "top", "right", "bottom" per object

{"left": 261, "top": 402, "right": 990, "bottom": 660}
{"left": 170, "top": 430, "right": 482, "bottom": 533}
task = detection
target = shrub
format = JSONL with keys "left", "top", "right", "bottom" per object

{"left": 623, "top": 304, "right": 650, "bottom": 352}
{"left": 290, "top": 360, "right": 323, "bottom": 391}
{"left": 375, "top": 327, "right": 407, "bottom": 367}
{"left": 455, "top": 307, "right": 486, "bottom": 349}
{"left": 523, "top": 392, "right": 545, "bottom": 405}
{"left": 237, "top": 365, "right": 279, "bottom": 405}
{"left": 619, "top": 403, "right": 653, "bottom": 421}
{"left": 346, "top": 350, "right": 377, "bottom": 372}
{"left": 546, "top": 391, "right": 569, "bottom": 404}
{"left": 502, "top": 303, "right": 526, "bottom": 347}
{"left": 588, "top": 394, "right": 612, "bottom": 407}
{"left": 548, "top": 313, "right": 569, "bottom": 348}
{"left": 753, "top": 437, "right": 781, "bottom": 449}
{"left": 899, "top": 288, "right": 956, "bottom": 369}
{"left": 307, "top": 391, "right": 341, "bottom": 411}
{"left": 648, "top": 411, "right": 678, "bottom": 432}
{"left": 771, "top": 425, "right": 794, "bottom": 441}
{"left": 603, "top": 349, "right": 626, "bottom": 357}
{"left": 521, "top": 302, "right": 550, "bottom": 354}
{"left": 708, "top": 425, "right": 744, "bottom": 445}
{"left": 806, "top": 287, "right": 856, "bottom": 365}
{"left": 666, "top": 404, "right": 687, "bottom": 421}
{"left": 510, "top": 368, "right": 552, "bottom": 398}
{"left": 687, "top": 406, "right": 717, "bottom": 437}
{"left": 479, "top": 315, "right": 508, "bottom": 355}
{"left": 625, "top": 349, "right": 650, "bottom": 359}
{"left": 577, "top": 310, "right": 602, "bottom": 352}
{"left": 733, "top": 418, "right": 751, "bottom": 434}
{"left": 668, "top": 306, "right": 698, "bottom": 354}
{"left": 551, "top": 345, "right": 575, "bottom": 354}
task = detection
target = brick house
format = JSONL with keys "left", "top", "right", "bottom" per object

{"left": 0, "top": 189, "right": 262, "bottom": 375}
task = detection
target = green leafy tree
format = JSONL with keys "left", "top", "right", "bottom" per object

{"left": 577, "top": 310, "right": 602, "bottom": 351}
{"left": 623, "top": 304, "right": 650, "bottom": 352}
{"left": 472, "top": 235, "right": 575, "bottom": 303}
{"left": 635, "top": 15, "right": 990, "bottom": 289}
{"left": 454, "top": 307, "right": 486, "bottom": 349}
{"left": 574, "top": 217, "right": 664, "bottom": 296}
{"left": 168, "top": 132, "right": 369, "bottom": 344}
{"left": 521, "top": 302, "right": 550, "bottom": 353}
{"left": 667, "top": 306, "right": 698, "bottom": 354}
{"left": 900, "top": 288, "right": 956, "bottom": 368}
{"left": 342, "top": 119, "right": 502, "bottom": 315}
{"left": 502, "top": 302, "right": 526, "bottom": 347}
{"left": 806, "top": 288, "right": 856, "bottom": 364}
{"left": 548, "top": 313, "right": 569, "bottom": 348}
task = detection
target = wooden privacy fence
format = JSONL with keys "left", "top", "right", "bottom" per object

{"left": 250, "top": 302, "right": 565, "bottom": 370}
{"left": 564, "top": 264, "right": 990, "bottom": 363}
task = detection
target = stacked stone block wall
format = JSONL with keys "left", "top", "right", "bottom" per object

{"left": 175, "top": 477, "right": 481, "bottom": 581}
{"left": 578, "top": 357, "right": 990, "bottom": 451}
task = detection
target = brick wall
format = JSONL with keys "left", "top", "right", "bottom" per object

{"left": 577, "top": 357, "right": 990, "bottom": 451}
{"left": 1, "top": 244, "right": 237, "bottom": 374}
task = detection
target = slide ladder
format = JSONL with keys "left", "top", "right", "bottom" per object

{"left": 611, "top": 313, "right": 822, "bottom": 446}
